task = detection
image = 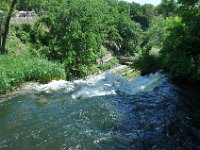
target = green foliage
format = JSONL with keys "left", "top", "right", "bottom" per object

{"left": 116, "top": 15, "right": 143, "bottom": 56}
{"left": 65, "top": 57, "right": 119, "bottom": 81}
{"left": 6, "top": 24, "right": 34, "bottom": 56}
{"left": 30, "top": 0, "right": 110, "bottom": 79}
{"left": 28, "top": 0, "right": 152, "bottom": 76}
{"left": 132, "top": 43, "right": 162, "bottom": 74}
{"left": 96, "top": 46, "right": 111, "bottom": 58}
{"left": 130, "top": 3, "right": 155, "bottom": 30}
{"left": 131, "top": 0, "right": 199, "bottom": 81}
{"left": 157, "top": 0, "right": 177, "bottom": 17}
{"left": 65, "top": 58, "right": 119, "bottom": 80}
{"left": 110, "top": 2, "right": 155, "bottom": 56}
{"left": 133, "top": 54, "right": 162, "bottom": 74}
{"left": 118, "top": 1, "right": 131, "bottom": 15}
{"left": 11, "top": 24, "right": 32, "bottom": 43}
{"left": 98, "top": 58, "right": 119, "bottom": 71}
{"left": 6, "top": 0, "right": 164, "bottom": 81}
{"left": 160, "top": 0, "right": 200, "bottom": 81}
{"left": 0, "top": 0, "right": 9, "bottom": 12}
{"left": 16, "top": 0, "right": 49, "bottom": 12}
{"left": 148, "top": 17, "right": 167, "bottom": 48}
{"left": 80, "top": 65, "right": 100, "bottom": 78}
{"left": 0, "top": 55, "right": 65, "bottom": 94}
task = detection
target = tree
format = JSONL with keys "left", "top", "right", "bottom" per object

{"left": 15, "top": 0, "right": 49, "bottom": 12}
{"left": 148, "top": 16, "right": 167, "bottom": 48}
{"left": 118, "top": 1, "right": 131, "bottom": 15}
{"left": 0, "top": 1, "right": 9, "bottom": 53}
{"left": 16, "top": 0, "right": 27, "bottom": 10}
{"left": 130, "top": 3, "right": 155, "bottom": 30}
{"left": 32, "top": 0, "right": 111, "bottom": 79}
{"left": 116, "top": 15, "right": 143, "bottom": 56}
{"left": 0, "top": 0, "right": 18, "bottom": 54}
{"left": 157, "top": 0, "right": 177, "bottom": 18}
{"left": 161, "top": 0, "right": 200, "bottom": 81}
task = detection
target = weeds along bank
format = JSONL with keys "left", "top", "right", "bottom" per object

{"left": 0, "top": 24, "right": 65, "bottom": 94}
{"left": 0, "top": 55, "right": 65, "bottom": 94}
{"left": 0, "top": 55, "right": 120, "bottom": 95}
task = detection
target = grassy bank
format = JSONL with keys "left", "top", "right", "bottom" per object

{"left": 81, "top": 57, "right": 119, "bottom": 78}
{"left": 114, "top": 66, "right": 141, "bottom": 80}
{"left": 0, "top": 55, "right": 65, "bottom": 94}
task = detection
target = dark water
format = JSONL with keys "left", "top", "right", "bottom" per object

{"left": 0, "top": 73, "right": 200, "bottom": 149}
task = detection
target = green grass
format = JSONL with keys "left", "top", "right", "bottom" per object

{"left": 77, "top": 57, "right": 119, "bottom": 79}
{"left": 124, "top": 70, "right": 140, "bottom": 80}
{"left": 114, "top": 66, "right": 140, "bottom": 80}
{"left": 97, "top": 58, "right": 119, "bottom": 71}
{"left": 97, "top": 46, "right": 112, "bottom": 58}
{"left": 0, "top": 55, "right": 65, "bottom": 94}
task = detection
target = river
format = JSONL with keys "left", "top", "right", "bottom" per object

{"left": 0, "top": 69, "right": 200, "bottom": 149}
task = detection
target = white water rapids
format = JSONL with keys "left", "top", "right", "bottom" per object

{"left": 1, "top": 66, "right": 200, "bottom": 149}
{"left": 33, "top": 66, "right": 167, "bottom": 99}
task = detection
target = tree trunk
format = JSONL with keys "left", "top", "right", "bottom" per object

{"left": 0, "top": 27, "right": 2, "bottom": 49}
{"left": 0, "top": 16, "right": 3, "bottom": 53}
{"left": 1, "top": 0, "right": 18, "bottom": 54}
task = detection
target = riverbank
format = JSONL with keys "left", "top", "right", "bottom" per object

{"left": 0, "top": 63, "right": 140, "bottom": 102}
{"left": 0, "top": 55, "right": 65, "bottom": 95}
{"left": 0, "top": 44, "right": 141, "bottom": 97}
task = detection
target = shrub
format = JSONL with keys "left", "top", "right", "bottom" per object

{"left": 0, "top": 55, "right": 65, "bottom": 94}
{"left": 132, "top": 54, "right": 162, "bottom": 75}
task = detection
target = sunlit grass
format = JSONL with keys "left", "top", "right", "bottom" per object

{"left": 0, "top": 55, "right": 65, "bottom": 94}
{"left": 114, "top": 66, "right": 140, "bottom": 80}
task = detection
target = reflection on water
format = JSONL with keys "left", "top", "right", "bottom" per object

{"left": 0, "top": 72, "right": 200, "bottom": 149}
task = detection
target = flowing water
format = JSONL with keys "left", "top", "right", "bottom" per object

{"left": 0, "top": 69, "right": 200, "bottom": 149}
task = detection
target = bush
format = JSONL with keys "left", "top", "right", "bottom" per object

{"left": 11, "top": 24, "right": 32, "bottom": 43}
{"left": 160, "top": 17, "right": 200, "bottom": 81}
{"left": 132, "top": 54, "right": 162, "bottom": 75}
{"left": 0, "top": 55, "right": 65, "bottom": 94}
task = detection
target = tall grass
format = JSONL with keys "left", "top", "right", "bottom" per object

{"left": 0, "top": 55, "right": 65, "bottom": 94}
{"left": 97, "top": 58, "right": 119, "bottom": 71}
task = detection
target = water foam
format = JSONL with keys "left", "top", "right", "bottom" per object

{"left": 71, "top": 73, "right": 118, "bottom": 99}
{"left": 33, "top": 69, "right": 166, "bottom": 99}
{"left": 118, "top": 72, "right": 166, "bottom": 95}
{"left": 34, "top": 80, "right": 75, "bottom": 94}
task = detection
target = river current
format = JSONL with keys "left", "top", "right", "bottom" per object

{"left": 0, "top": 68, "right": 200, "bottom": 149}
